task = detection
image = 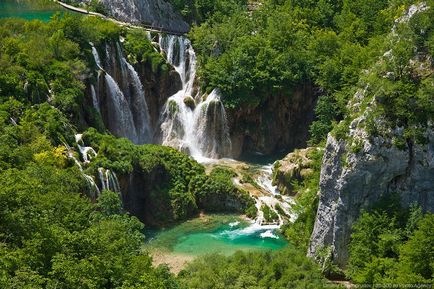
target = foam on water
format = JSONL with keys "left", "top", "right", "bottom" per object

{"left": 260, "top": 230, "right": 280, "bottom": 239}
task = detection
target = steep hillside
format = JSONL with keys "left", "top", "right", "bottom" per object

{"left": 308, "top": 2, "right": 433, "bottom": 267}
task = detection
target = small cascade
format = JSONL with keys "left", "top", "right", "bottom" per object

{"left": 256, "top": 164, "right": 279, "bottom": 195}
{"left": 65, "top": 134, "right": 123, "bottom": 199}
{"left": 75, "top": 134, "right": 97, "bottom": 163}
{"left": 98, "top": 167, "right": 121, "bottom": 194}
{"left": 216, "top": 160, "right": 297, "bottom": 239}
{"left": 90, "top": 84, "right": 100, "bottom": 112}
{"left": 84, "top": 174, "right": 101, "bottom": 199}
{"left": 65, "top": 136, "right": 100, "bottom": 199}
{"left": 158, "top": 34, "right": 231, "bottom": 160}
{"left": 91, "top": 44, "right": 103, "bottom": 69}
{"left": 254, "top": 163, "right": 296, "bottom": 224}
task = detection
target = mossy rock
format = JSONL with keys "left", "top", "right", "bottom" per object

{"left": 183, "top": 96, "right": 196, "bottom": 109}
{"left": 168, "top": 99, "right": 179, "bottom": 116}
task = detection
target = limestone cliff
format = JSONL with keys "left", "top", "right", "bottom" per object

{"left": 308, "top": 125, "right": 434, "bottom": 267}
{"left": 308, "top": 3, "right": 433, "bottom": 267}
{"left": 74, "top": 0, "right": 190, "bottom": 34}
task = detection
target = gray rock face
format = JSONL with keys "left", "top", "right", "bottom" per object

{"left": 308, "top": 124, "right": 434, "bottom": 267}
{"left": 78, "top": 0, "right": 189, "bottom": 34}
{"left": 228, "top": 84, "right": 317, "bottom": 158}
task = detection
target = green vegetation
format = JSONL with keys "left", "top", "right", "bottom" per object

{"left": 81, "top": 129, "right": 253, "bottom": 225}
{"left": 178, "top": 248, "right": 331, "bottom": 288}
{"left": 261, "top": 204, "right": 279, "bottom": 223}
{"left": 1, "top": 0, "right": 433, "bottom": 287}
{"left": 189, "top": 0, "right": 433, "bottom": 149}
{"left": 331, "top": 1, "right": 434, "bottom": 145}
{"left": 0, "top": 13, "right": 251, "bottom": 287}
{"left": 348, "top": 199, "right": 434, "bottom": 285}
{"left": 0, "top": 101, "right": 180, "bottom": 288}
{"left": 167, "top": 0, "right": 247, "bottom": 24}
{"left": 123, "top": 29, "right": 169, "bottom": 74}
{"left": 188, "top": 0, "right": 392, "bottom": 109}
{"left": 0, "top": 13, "right": 168, "bottom": 132}
{"left": 282, "top": 148, "right": 323, "bottom": 249}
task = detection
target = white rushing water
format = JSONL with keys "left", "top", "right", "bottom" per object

{"left": 90, "top": 84, "right": 100, "bottom": 112}
{"left": 255, "top": 163, "right": 296, "bottom": 223}
{"left": 90, "top": 42, "right": 153, "bottom": 144}
{"left": 65, "top": 134, "right": 123, "bottom": 199}
{"left": 91, "top": 44, "right": 103, "bottom": 69}
{"left": 123, "top": 59, "right": 153, "bottom": 144}
{"left": 158, "top": 34, "right": 231, "bottom": 161}
{"left": 90, "top": 36, "right": 231, "bottom": 159}
{"left": 98, "top": 167, "right": 121, "bottom": 194}
{"left": 104, "top": 73, "right": 138, "bottom": 142}
{"left": 65, "top": 135, "right": 101, "bottom": 199}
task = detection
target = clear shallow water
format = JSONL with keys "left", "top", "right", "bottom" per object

{"left": 0, "top": 0, "right": 63, "bottom": 21}
{"left": 145, "top": 215, "right": 288, "bottom": 257}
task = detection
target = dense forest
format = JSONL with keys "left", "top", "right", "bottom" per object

{"left": 0, "top": 0, "right": 433, "bottom": 288}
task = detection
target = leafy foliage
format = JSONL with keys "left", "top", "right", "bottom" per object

{"left": 0, "top": 104, "right": 180, "bottom": 288}
{"left": 81, "top": 129, "right": 253, "bottom": 225}
{"left": 178, "top": 248, "right": 331, "bottom": 288}
{"left": 167, "top": 0, "right": 247, "bottom": 24}
{"left": 282, "top": 148, "right": 323, "bottom": 249}
{"left": 348, "top": 201, "right": 434, "bottom": 285}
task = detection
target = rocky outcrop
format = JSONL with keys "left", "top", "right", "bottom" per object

{"left": 74, "top": 0, "right": 189, "bottom": 34}
{"left": 308, "top": 123, "right": 434, "bottom": 267}
{"left": 227, "top": 84, "right": 318, "bottom": 158}
{"left": 308, "top": 2, "right": 433, "bottom": 267}
{"left": 273, "top": 147, "right": 316, "bottom": 195}
{"left": 119, "top": 163, "right": 186, "bottom": 227}
{"left": 135, "top": 60, "right": 182, "bottom": 132}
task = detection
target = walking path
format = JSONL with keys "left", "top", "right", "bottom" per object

{"left": 55, "top": 0, "right": 185, "bottom": 35}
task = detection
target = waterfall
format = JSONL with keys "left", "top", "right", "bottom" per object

{"left": 123, "top": 59, "right": 153, "bottom": 143}
{"left": 104, "top": 73, "right": 138, "bottom": 143}
{"left": 98, "top": 167, "right": 121, "bottom": 194}
{"left": 194, "top": 89, "right": 232, "bottom": 159}
{"left": 65, "top": 135, "right": 100, "bottom": 199}
{"left": 91, "top": 36, "right": 232, "bottom": 159}
{"left": 75, "top": 134, "right": 97, "bottom": 163}
{"left": 90, "top": 42, "right": 152, "bottom": 144}
{"left": 91, "top": 44, "right": 103, "bottom": 69}
{"left": 84, "top": 174, "right": 101, "bottom": 199}
{"left": 158, "top": 34, "right": 231, "bottom": 161}
{"left": 255, "top": 164, "right": 296, "bottom": 224}
{"left": 90, "top": 84, "right": 100, "bottom": 111}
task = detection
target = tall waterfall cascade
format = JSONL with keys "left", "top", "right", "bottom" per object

{"left": 89, "top": 36, "right": 231, "bottom": 160}
{"left": 158, "top": 35, "right": 232, "bottom": 161}
{"left": 90, "top": 42, "right": 152, "bottom": 144}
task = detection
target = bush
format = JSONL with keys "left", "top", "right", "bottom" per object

{"left": 178, "top": 248, "right": 329, "bottom": 289}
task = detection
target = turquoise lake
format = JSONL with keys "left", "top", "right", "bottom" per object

{"left": 0, "top": 0, "right": 64, "bottom": 21}
{"left": 145, "top": 215, "right": 288, "bottom": 257}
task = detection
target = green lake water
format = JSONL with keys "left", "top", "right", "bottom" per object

{"left": 145, "top": 215, "right": 288, "bottom": 257}
{"left": 0, "top": 0, "right": 64, "bottom": 21}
